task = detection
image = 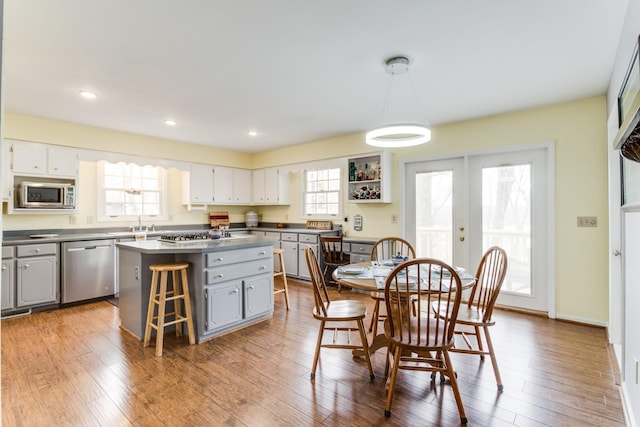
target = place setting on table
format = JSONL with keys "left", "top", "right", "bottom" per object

{"left": 333, "top": 257, "right": 476, "bottom": 292}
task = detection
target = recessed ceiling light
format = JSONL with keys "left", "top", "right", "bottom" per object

{"left": 248, "top": 130, "right": 258, "bottom": 136}
{"left": 79, "top": 90, "right": 97, "bottom": 99}
{"left": 165, "top": 120, "right": 177, "bottom": 126}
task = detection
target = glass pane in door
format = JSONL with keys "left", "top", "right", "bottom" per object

{"left": 415, "top": 171, "right": 453, "bottom": 264}
{"left": 482, "top": 164, "right": 531, "bottom": 295}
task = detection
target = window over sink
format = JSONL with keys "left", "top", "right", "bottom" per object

{"left": 303, "top": 167, "right": 342, "bottom": 218}
{"left": 97, "top": 161, "right": 168, "bottom": 222}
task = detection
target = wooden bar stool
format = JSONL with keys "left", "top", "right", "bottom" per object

{"left": 273, "top": 248, "right": 290, "bottom": 309}
{"left": 144, "top": 262, "right": 195, "bottom": 356}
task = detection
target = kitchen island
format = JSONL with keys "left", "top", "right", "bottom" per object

{"left": 116, "top": 235, "right": 278, "bottom": 342}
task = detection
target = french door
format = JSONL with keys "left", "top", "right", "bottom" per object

{"left": 405, "top": 147, "right": 551, "bottom": 312}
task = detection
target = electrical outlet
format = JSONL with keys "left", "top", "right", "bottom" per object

{"left": 577, "top": 216, "right": 597, "bottom": 227}
{"left": 391, "top": 214, "right": 397, "bottom": 224}
{"left": 86, "top": 215, "right": 94, "bottom": 224}
{"left": 68, "top": 215, "right": 76, "bottom": 225}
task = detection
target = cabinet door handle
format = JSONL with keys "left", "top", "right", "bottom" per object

{"left": 259, "top": 251, "right": 266, "bottom": 255}
{"left": 259, "top": 265, "right": 267, "bottom": 270}
{"left": 1, "top": 265, "right": 6, "bottom": 271}
{"left": 232, "top": 288, "right": 239, "bottom": 294}
{"left": 216, "top": 257, "right": 224, "bottom": 262}
{"left": 22, "top": 264, "right": 29, "bottom": 269}
{"left": 35, "top": 248, "right": 41, "bottom": 253}
{"left": 248, "top": 286, "right": 255, "bottom": 290}
{"left": 216, "top": 274, "right": 224, "bottom": 279}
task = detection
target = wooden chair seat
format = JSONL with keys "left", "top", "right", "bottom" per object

{"left": 313, "top": 300, "right": 367, "bottom": 321}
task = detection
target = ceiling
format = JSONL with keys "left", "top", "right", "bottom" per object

{"left": 3, "top": 1, "right": 629, "bottom": 153}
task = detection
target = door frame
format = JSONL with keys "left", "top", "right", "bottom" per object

{"left": 399, "top": 141, "right": 556, "bottom": 318}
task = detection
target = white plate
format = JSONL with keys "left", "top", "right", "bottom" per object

{"left": 340, "top": 266, "right": 365, "bottom": 275}
{"left": 29, "top": 234, "right": 59, "bottom": 239}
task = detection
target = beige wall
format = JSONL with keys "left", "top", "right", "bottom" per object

{"left": 2, "top": 96, "right": 609, "bottom": 323}
{"left": 255, "top": 96, "right": 610, "bottom": 323}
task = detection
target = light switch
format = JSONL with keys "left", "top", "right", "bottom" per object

{"left": 577, "top": 216, "right": 597, "bottom": 227}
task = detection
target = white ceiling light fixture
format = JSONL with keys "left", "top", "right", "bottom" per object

{"left": 366, "top": 56, "right": 431, "bottom": 148}
{"left": 165, "top": 119, "right": 177, "bottom": 126}
{"left": 78, "top": 90, "right": 97, "bottom": 99}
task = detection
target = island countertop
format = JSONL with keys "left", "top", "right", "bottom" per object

{"left": 116, "top": 235, "right": 278, "bottom": 254}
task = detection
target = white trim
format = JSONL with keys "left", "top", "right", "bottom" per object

{"left": 553, "top": 313, "right": 607, "bottom": 327}
{"left": 622, "top": 382, "right": 638, "bottom": 427}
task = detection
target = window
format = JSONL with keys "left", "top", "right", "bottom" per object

{"left": 97, "top": 161, "right": 168, "bottom": 221}
{"left": 303, "top": 167, "right": 341, "bottom": 217}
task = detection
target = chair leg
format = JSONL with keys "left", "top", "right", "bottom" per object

{"left": 311, "top": 320, "right": 325, "bottom": 379}
{"left": 475, "top": 325, "right": 485, "bottom": 359}
{"left": 143, "top": 270, "right": 159, "bottom": 348}
{"left": 384, "top": 345, "right": 402, "bottom": 417}
{"left": 172, "top": 270, "right": 183, "bottom": 337}
{"left": 356, "top": 319, "right": 375, "bottom": 380}
{"left": 482, "top": 326, "right": 503, "bottom": 390}
{"left": 443, "top": 349, "right": 467, "bottom": 424}
{"left": 369, "top": 298, "right": 380, "bottom": 332}
{"left": 180, "top": 268, "right": 196, "bottom": 345}
{"left": 154, "top": 272, "right": 169, "bottom": 357}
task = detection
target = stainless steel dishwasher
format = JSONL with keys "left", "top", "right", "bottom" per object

{"left": 62, "top": 239, "right": 115, "bottom": 303}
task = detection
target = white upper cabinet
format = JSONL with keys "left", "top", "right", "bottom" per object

{"left": 212, "top": 166, "right": 234, "bottom": 204}
{"left": 252, "top": 167, "right": 289, "bottom": 205}
{"left": 10, "top": 140, "right": 78, "bottom": 178}
{"left": 47, "top": 146, "right": 79, "bottom": 177}
{"left": 232, "top": 168, "right": 252, "bottom": 204}
{"left": 252, "top": 169, "right": 266, "bottom": 204}
{"left": 182, "top": 163, "right": 214, "bottom": 207}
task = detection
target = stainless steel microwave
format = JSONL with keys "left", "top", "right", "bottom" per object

{"left": 18, "top": 181, "right": 76, "bottom": 209}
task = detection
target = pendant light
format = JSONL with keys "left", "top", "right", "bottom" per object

{"left": 366, "top": 56, "right": 431, "bottom": 148}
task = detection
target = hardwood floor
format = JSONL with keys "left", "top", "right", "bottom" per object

{"left": 1, "top": 279, "right": 627, "bottom": 426}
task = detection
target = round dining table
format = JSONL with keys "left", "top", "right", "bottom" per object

{"left": 332, "top": 261, "right": 476, "bottom": 357}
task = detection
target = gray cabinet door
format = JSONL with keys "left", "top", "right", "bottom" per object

{"left": 280, "top": 241, "right": 298, "bottom": 277}
{"left": 297, "top": 244, "right": 318, "bottom": 280}
{"left": 244, "top": 275, "right": 273, "bottom": 319}
{"left": 16, "top": 257, "right": 57, "bottom": 307}
{"left": 205, "top": 281, "right": 242, "bottom": 332}
{"left": 1, "top": 260, "right": 15, "bottom": 310}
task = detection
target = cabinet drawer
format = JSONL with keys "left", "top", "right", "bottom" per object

{"left": 206, "top": 246, "right": 271, "bottom": 267}
{"left": 206, "top": 259, "right": 272, "bottom": 284}
{"left": 280, "top": 232, "right": 298, "bottom": 242}
{"left": 299, "top": 234, "right": 318, "bottom": 244}
{"left": 2, "top": 246, "right": 15, "bottom": 259}
{"left": 350, "top": 253, "right": 371, "bottom": 263}
{"left": 349, "top": 243, "right": 373, "bottom": 255}
{"left": 17, "top": 243, "right": 57, "bottom": 257}
{"left": 264, "top": 232, "right": 281, "bottom": 239}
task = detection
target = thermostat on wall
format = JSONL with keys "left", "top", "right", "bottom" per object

{"left": 354, "top": 214, "right": 363, "bottom": 231}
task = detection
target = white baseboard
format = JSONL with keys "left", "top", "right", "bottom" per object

{"left": 554, "top": 313, "right": 608, "bottom": 327}
{"left": 621, "top": 382, "right": 638, "bottom": 427}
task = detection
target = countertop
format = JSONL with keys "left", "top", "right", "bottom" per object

{"left": 116, "top": 235, "right": 278, "bottom": 254}
{"left": 2, "top": 225, "right": 339, "bottom": 246}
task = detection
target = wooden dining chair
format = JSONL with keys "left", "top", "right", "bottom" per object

{"left": 304, "top": 246, "right": 375, "bottom": 381}
{"left": 369, "top": 237, "right": 416, "bottom": 336}
{"left": 383, "top": 258, "right": 467, "bottom": 423}
{"left": 319, "top": 235, "right": 349, "bottom": 292}
{"left": 433, "top": 246, "right": 508, "bottom": 390}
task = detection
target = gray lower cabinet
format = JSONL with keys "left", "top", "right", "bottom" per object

{"left": 16, "top": 243, "right": 58, "bottom": 307}
{"left": 1, "top": 247, "right": 15, "bottom": 311}
{"left": 297, "top": 234, "right": 319, "bottom": 281}
{"left": 196, "top": 246, "right": 273, "bottom": 339}
{"left": 280, "top": 240, "right": 299, "bottom": 277}
{"left": 348, "top": 242, "right": 374, "bottom": 263}
{"left": 204, "top": 280, "right": 243, "bottom": 331}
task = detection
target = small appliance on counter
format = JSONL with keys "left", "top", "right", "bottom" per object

{"left": 245, "top": 210, "right": 259, "bottom": 227}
